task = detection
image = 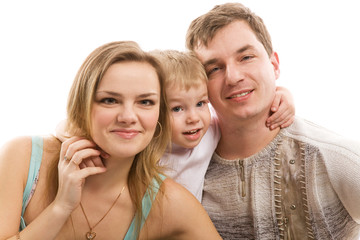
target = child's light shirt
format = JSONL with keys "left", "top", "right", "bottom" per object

{"left": 160, "top": 109, "right": 221, "bottom": 202}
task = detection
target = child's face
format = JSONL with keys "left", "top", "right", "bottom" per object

{"left": 166, "top": 81, "right": 211, "bottom": 148}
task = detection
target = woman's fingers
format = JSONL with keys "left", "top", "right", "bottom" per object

{"left": 56, "top": 137, "right": 107, "bottom": 213}
{"left": 60, "top": 137, "right": 108, "bottom": 170}
{"left": 67, "top": 148, "right": 101, "bottom": 167}
{"left": 77, "top": 166, "right": 107, "bottom": 179}
{"left": 60, "top": 136, "right": 84, "bottom": 161}
{"left": 79, "top": 156, "right": 105, "bottom": 169}
{"left": 64, "top": 138, "right": 96, "bottom": 161}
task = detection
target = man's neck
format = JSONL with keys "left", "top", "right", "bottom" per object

{"left": 216, "top": 114, "right": 280, "bottom": 160}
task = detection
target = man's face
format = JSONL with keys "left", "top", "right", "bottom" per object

{"left": 194, "top": 20, "right": 280, "bottom": 125}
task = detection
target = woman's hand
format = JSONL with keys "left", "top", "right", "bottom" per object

{"left": 266, "top": 86, "right": 295, "bottom": 130}
{"left": 54, "top": 136, "right": 107, "bottom": 214}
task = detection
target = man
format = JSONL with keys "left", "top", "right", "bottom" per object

{"left": 186, "top": 3, "right": 360, "bottom": 239}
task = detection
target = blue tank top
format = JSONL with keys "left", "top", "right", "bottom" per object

{"left": 20, "top": 136, "right": 165, "bottom": 239}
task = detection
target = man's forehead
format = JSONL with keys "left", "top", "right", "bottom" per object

{"left": 194, "top": 22, "right": 265, "bottom": 63}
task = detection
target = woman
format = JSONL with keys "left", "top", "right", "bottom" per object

{"left": 0, "top": 41, "right": 221, "bottom": 239}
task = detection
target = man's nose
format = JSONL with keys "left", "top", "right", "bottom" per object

{"left": 225, "top": 62, "right": 244, "bottom": 86}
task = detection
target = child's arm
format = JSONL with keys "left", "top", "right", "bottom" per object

{"left": 266, "top": 86, "right": 295, "bottom": 130}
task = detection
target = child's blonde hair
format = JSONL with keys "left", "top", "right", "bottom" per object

{"left": 151, "top": 50, "right": 208, "bottom": 90}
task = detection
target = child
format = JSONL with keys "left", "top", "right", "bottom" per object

{"left": 151, "top": 50, "right": 295, "bottom": 201}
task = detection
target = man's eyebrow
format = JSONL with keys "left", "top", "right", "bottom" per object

{"left": 203, "top": 58, "right": 219, "bottom": 69}
{"left": 236, "top": 44, "right": 255, "bottom": 54}
{"left": 203, "top": 44, "right": 255, "bottom": 68}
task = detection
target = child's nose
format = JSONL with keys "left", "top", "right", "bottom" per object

{"left": 186, "top": 110, "right": 200, "bottom": 124}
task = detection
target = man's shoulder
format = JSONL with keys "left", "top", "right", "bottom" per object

{"left": 283, "top": 117, "right": 360, "bottom": 156}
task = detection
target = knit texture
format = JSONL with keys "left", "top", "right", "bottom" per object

{"left": 202, "top": 117, "right": 360, "bottom": 239}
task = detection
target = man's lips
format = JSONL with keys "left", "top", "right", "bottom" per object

{"left": 226, "top": 89, "right": 254, "bottom": 99}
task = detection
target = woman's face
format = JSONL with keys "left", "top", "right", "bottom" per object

{"left": 91, "top": 61, "right": 161, "bottom": 159}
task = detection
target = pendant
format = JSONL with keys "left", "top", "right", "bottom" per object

{"left": 86, "top": 231, "right": 96, "bottom": 240}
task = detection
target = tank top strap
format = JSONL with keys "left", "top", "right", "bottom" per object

{"left": 20, "top": 136, "right": 43, "bottom": 230}
{"left": 124, "top": 174, "right": 166, "bottom": 239}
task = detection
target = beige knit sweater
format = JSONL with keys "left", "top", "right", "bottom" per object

{"left": 202, "top": 117, "right": 360, "bottom": 239}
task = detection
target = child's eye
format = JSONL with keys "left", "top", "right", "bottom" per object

{"left": 171, "top": 106, "right": 183, "bottom": 112}
{"left": 196, "top": 101, "right": 205, "bottom": 107}
{"left": 100, "top": 98, "right": 117, "bottom": 104}
{"left": 196, "top": 100, "right": 209, "bottom": 107}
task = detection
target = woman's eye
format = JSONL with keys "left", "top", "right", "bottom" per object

{"left": 100, "top": 98, "right": 117, "bottom": 104}
{"left": 140, "top": 99, "right": 155, "bottom": 106}
{"left": 172, "top": 106, "right": 183, "bottom": 112}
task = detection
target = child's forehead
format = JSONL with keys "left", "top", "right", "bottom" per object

{"left": 166, "top": 77, "right": 207, "bottom": 91}
{"left": 165, "top": 80, "right": 208, "bottom": 98}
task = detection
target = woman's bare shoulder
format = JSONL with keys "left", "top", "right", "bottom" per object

{"left": 160, "top": 177, "right": 196, "bottom": 201}
{"left": 158, "top": 177, "right": 202, "bottom": 216}
{"left": 0, "top": 136, "right": 32, "bottom": 162}
{"left": 0, "top": 135, "right": 60, "bottom": 170}
{"left": 147, "top": 177, "right": 221, "bottom": 239}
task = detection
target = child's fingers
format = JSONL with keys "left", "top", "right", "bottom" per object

{"left": 266, "top": 107, "right": 285, "bottom": 126}
{"left": 271, "top": 93, "right": 281, "bottom": 112}
{"left": 269, "top": 109, "right": 292, "bottom": 129}
{"left": 280, "top": 116, "right": 295, "bottom": 128}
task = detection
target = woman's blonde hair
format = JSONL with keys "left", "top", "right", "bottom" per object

{"left": 50, "top": 41, "right": 171, "bottom": 237}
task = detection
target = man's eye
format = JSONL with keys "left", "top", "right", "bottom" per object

{"left": 242, "top": 55, "right": 253, "bottom": 61}
{"left": 171, "top": 106, "right": 183, "bottom": 112}
{"left": 208, "top": 67, "right": 220, "bottom": 75}
{"left": 100, "top": 98, "right": 117, "bottom": 104}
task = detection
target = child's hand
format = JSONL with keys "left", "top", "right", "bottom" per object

{"left": 266, "top": 86, "right": 295, "bottom": 130}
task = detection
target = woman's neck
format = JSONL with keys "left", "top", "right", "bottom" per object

{"left": 84, "top": 156, "right": 133, "bottom": 192}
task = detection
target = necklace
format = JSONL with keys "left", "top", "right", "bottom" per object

{"left": 80, "top": 186, "right": 125, "bottom": 240}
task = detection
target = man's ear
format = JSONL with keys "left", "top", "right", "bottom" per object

{"left": 271, "top": 52, "right": 280, "bottom": 80}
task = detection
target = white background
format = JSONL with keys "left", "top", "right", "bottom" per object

{"left": 0, "top": 0, "right": 359, "bottom": 148}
